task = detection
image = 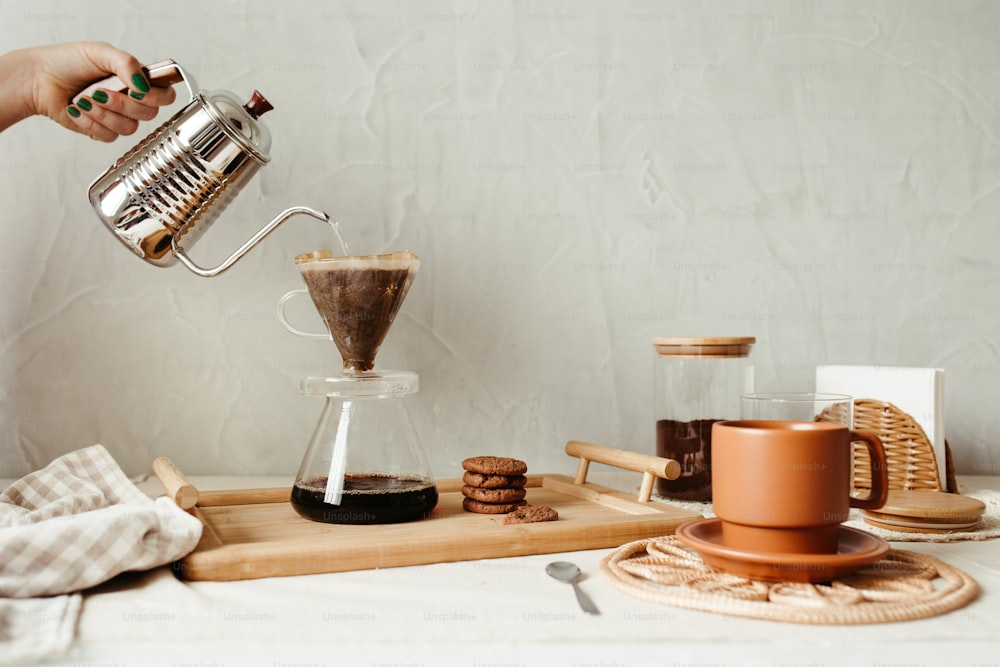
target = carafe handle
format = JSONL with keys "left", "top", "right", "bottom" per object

{"left": 78, "top": 59, "right": 198, "bottom": 106}
{"left": 172, "top": 206, "right": 331, "bottom": 277}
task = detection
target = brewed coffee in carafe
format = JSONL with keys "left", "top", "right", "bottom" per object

{"left": 285, "top": 250, "right": 437, "bottom": 524}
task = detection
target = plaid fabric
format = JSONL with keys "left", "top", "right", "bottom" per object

{"left": 0, "top": 444, "right": 202, "bottom": 598}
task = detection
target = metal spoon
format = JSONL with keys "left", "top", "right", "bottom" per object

{"left": 546, "top": 561, "right": 600, "bottom": 615}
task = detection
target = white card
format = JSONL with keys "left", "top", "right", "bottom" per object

{"left": 815, "top": 365, "right": 946, "bottom": 490}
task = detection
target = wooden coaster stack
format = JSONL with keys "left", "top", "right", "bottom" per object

{"left": 863, "top": 489, "right": 986, "bottom": 533}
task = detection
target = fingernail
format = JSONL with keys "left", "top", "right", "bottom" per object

{"left": 67, "top": 105, "right": 81, "bottom": 118}
{"left": 130, "top": 91, "right": 145, "bottom": 101}
{"left": 76, "top": 97, "right": 93, "bottom": 111}
{"left": 92, "top": 90, "right": 109, "bottom": 104}
{"left": 131, "top": 73, "right": 150, "bottom": 93}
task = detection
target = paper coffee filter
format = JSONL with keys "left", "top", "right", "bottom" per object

{"left": 295, "top": 250, "right": 419, "bottom": 373}
{"left": 295, "top": 249, "right": 420, "bottom": 270}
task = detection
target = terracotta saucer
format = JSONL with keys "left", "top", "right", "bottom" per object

{"left": 675, "top": 518, "right": 890, "bottom": 583}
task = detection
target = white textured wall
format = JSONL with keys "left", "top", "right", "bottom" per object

{"left": 1, "top": 0, "right": 998, "bottom": 480}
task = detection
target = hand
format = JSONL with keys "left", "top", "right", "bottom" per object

{"left": 0, "top": 41, "right": 176, "bottom": 141}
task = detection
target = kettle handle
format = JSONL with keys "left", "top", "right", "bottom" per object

{"left": 172, "top": 207, "right": 331, "bottom": 278}
{"left": 77, "top": 59, "right": 198, "bottom": 105}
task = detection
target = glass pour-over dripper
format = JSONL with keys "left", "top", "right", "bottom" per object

{"left": 295, "top": 249, "right": 419, "bottom": 373}
{"left": 286, "top": 250, "right": 437, "bottom": 524}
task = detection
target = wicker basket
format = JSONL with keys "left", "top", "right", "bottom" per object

{"left": 847, "top": 399, "right": 956, "bottom": 493}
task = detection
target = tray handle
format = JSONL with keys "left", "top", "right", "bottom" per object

{"left": 152, "top": 457, "right": 200, "bottom": 509}
{"left": 564, "top": 441, "right": 681, "bottom": 504}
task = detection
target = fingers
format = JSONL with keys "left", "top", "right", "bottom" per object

{"left": 66, "top": 42, "right": 179, "bottom": 142}
{"left": 88, "top": 84, "right": 175, "bottom": 120}
{"left": 62, "top": 106, "right": 119, "bottom": 143}
{"left": 67, "top": 95, "right": 139, "bottom": 141}
{"left": 66, "top": 74, "right": 177, "bottom": 142}
{"left": 79, "top": 41, "right": 149, "bottom": 99}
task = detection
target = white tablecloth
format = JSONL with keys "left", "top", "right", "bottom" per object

{"left": 25, "top": 475, "right": 1000, "bottom": 666}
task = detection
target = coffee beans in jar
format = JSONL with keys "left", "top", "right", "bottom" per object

{"left": 652, "top": 337, "right": 755, "bottom": 502}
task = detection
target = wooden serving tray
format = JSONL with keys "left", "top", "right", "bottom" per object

{"left": 154, "top": 441, "right": 701, "bottom": 582}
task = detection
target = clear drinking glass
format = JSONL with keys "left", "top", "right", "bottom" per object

{"left": 740, "top": 392, "right": 853, "bottom": 426}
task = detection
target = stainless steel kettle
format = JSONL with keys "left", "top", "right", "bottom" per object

{"left": 88, "top": 60, "right": 328, "bottom": 277}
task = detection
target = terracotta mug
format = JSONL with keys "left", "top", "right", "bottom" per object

{"left": 711, "top": 420, "right": 888, "bottom": 554}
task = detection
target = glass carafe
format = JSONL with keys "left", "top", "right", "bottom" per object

{"left": 291, "top": 371, "right": 437, "bottom": 524}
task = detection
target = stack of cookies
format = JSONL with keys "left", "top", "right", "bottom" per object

{"left": 461, "top": 456, "right": 528, "bottom": 514}
{"left": 461, "top": 456, "right": 559, "bottom": 523}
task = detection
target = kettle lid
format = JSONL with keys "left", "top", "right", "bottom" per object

{"left": 200, "top": 89, "right": 273, "bottom": 161}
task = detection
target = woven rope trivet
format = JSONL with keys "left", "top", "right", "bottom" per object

{"left": 600, "top": 536, "right": 979, "bottom": 625}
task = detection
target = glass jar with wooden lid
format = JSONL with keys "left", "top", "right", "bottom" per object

{"left": 652, "top": 336, "right": 756, "bottom": 501}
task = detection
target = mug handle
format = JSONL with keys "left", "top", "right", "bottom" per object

{"left": 277, "top": 290, "right": 332, "bottom": 340}
{"left": 848, "top": 429, "right": 889, "bottom": 510}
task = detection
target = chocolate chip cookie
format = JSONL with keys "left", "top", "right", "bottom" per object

{"left": 462, "top": 498, "right": 527, "bottom": 514}
{"left": 503, "top": 505, "right": 559, "bottom": 524}
{"left": 461, "top": 456, "right": 528, "bottom": 477}
{"left": 461, "top": 485, "right": 527, "bottom": 503}
{"left": 462, "top": 471, "right": 528, "bottom": 489}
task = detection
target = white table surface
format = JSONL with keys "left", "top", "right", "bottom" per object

{"left": 29, "top": 475, "right": 1000, "bottom": 666}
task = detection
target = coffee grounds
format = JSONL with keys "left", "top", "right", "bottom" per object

{"left": 300, "top": 265, "right": 413, "bottom": 373}
{"left": 655, "top": 418, "right": 721, "bottom": 502}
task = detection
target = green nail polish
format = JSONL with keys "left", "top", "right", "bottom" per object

{"left": 131, "top": 73, "right": 150, "bottom": 93}
{"left": 67, "top": 105, "right": 81, "bottom": 118}
{"left": 130, "top": 91, "right": 145, "bottom": 101}
{"left": 92, "top": 90, "right": 109, "bottom": 104}
{"left": 76, "top": 97, "right": 93, "bottom": 111}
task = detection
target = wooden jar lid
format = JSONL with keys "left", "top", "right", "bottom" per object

{"left": 653, "top": 337, "right": 756, "bottom": 359}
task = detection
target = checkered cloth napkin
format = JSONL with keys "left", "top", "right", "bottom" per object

{"left": 0, "top": 444, "right": 202, "bottom": 661}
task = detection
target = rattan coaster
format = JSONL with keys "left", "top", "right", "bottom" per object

{"left": 601, "top": 536, "right": 979, "bottom": 625}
